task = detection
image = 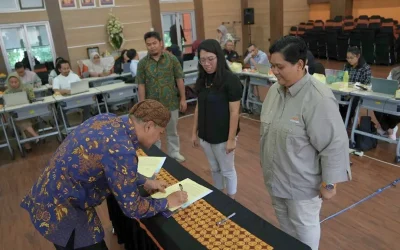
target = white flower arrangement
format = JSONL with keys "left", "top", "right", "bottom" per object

{"left": 106, "top": 12, "right": 124, "bottom": 50}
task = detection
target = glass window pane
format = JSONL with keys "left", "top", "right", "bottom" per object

{"left": 1, "top": 27, "right": 26, "bottom": 70}
{"left": 0, "top": 0, "right": 18, "bottom": 11}
{"left": 26, "top": 25, "right": 53, "bottom": 64}
{"left": 19, "top": 0, "right": 44, "bottom": 9}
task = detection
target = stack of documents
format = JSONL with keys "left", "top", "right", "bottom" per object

{"left": 137, "top": 156, "right": 166, "bottom": 178}
{"left": 152, "top": 178, "right": 213, "bottom": 216}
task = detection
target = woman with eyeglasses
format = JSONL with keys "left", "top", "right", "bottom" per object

{"left": 340, "top": 46, "right": 372, "bottom": 125}
{"left": 191, "top": 39, "right": 242, "bottom": 199}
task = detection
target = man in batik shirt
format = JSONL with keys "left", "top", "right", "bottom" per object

{"left": 21, "top": 100, "right": 188, "bottom": 250}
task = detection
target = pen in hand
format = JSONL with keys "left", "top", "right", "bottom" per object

{"left": 179, "top": 184, "right": 183, "bottom": 204}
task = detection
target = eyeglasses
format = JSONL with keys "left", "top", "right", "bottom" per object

{"left": 199, "top": 56, "right": 217, "bottom": 65}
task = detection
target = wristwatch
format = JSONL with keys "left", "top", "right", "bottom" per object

{"left": 322, "top": 182, "right": 336, "bottom": 190}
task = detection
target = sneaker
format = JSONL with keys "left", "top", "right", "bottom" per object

{"left": 377, "top": 128, "right": 386, "bottom": 136}
{"left": 389, "top": 126, "right": 398, "bottom": 141}
{"left": 171, "top": 153, "right": 185, "bottom": 163}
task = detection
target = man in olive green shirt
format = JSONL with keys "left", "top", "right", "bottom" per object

{"left": 137, "top": 31, "right": 187, "bottom": 162}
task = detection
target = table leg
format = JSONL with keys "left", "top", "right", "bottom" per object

{"left": 9, "top": 116, "right": 23, "bottom": 155}
{"left": 0, "top": 114, "right": 13, "bottom": 159}
{"left": 59, "top": 105, "right": 69, "bottom": 134}
{"left": 51, "top": 104, "right": 63, "bottom": 142}
{"left": 344, "top": 96, "right": 354, "bottom": 129}
{"left": 102, "top": 94, "right": 109, "bottom": 114}
{"left": 350, "top": 98, "right": 362, "bottom": 148}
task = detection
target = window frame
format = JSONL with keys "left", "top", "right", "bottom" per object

{"left": 18, "top": 0, "right": 45, "bottom": 10}
{"left": 0, "top": 0, "right": 45, "bottom": 13}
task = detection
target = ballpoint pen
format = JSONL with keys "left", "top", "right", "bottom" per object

{"left": 216, "top": 212, "right": 236, "bottom": 226}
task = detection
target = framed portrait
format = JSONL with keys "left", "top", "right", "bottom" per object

{"left": 87, "top": 47, "right": 100, "bottom": 59}
{"left": 80, "top": 0, "right": 96, "bottom": 8}
{"left": 99, "top": 0, "right": 115, "bottom": 7}
{"left": 59, "top": 0, "right": 77, "bottom": 9}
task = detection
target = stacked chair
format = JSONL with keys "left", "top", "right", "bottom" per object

{"left": 287, "top": 15, "right": 399, "bottom": 65}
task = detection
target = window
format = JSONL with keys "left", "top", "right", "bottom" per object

{"left": 19, "top": 0, "right": 44, "bottom": 10}
{"left": 0, "top": 0, "right": 45, "bottom": 12}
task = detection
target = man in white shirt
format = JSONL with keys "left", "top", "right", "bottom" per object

{"left": 53, "top": 59, "right": 91, "bottom": 126}
{"left": 15, "top": 62, "right": 42, "bottom": 88}
{"left": 244, "top": 43, "right": 270, "bottom": 69}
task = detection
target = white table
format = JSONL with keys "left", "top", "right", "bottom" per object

{"left": 53, "top": 88, "right": 102, "bottom": 134}
{"left": 95, "top": 82, "right": 138, "bottom": 113}
{"left": 4, "top": 96, "right": 61, "bottom": 157}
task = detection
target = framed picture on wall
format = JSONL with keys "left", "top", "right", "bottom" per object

{"left": 80, "top": 0, "right": 96, "bottom": 8}
{"left": 59, "top": 0, "right": 77, "bottom": 9}
{"left": 99, "top": 0, "right": 115, "bottom": 7}
{"left": 87, "top": 47, "right": 100, "bottom": 59}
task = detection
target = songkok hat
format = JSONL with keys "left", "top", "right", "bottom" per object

{"left": 129, "top": 100, "right": 171, "bottom": 128}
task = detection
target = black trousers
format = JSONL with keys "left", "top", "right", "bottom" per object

{"left": 374, "top": 111, "right": 400, "bottom": 131}
{"left": 54, "top": 230, "right": 108, "bottom": 250}
{"left": 339, "top": 97, "right": 360, "bottom": 127}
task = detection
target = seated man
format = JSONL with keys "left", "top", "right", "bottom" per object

{"left": 15, "top": 62, "right": 42, "bottom": 88}
{"left": 53, "top": 59, "right": 91, "bottom": 127}
{"left": 244, "top": 43, "right": 269, "bottom": 69}
{"left": 224, "top": 40, "right": 239, "bottom": 62}
{"left": 128, "top": 49, "right": 140, "bottom": 77}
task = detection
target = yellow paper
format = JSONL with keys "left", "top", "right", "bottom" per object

{"left": 151, "top": 178, "right": 213, "bottom": 211}
{"left": 138, "top": 156, "right": 166, "bottom": 178}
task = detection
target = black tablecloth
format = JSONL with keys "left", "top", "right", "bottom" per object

{"left": 107, "top": 146, "right": 311, "bottom": 250}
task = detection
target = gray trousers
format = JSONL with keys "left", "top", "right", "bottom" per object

{"left": 271, "top": 195, "right": 322, "bottom": 250}
{"left": 199, "top": 138, "right": 238, "bottom": 195}
{"left": 155, "top": 109, "right": 180, "bottom": 156}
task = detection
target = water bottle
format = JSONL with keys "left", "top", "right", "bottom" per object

{"left": 343, "top": 71, "right": 349, "bottom": 82}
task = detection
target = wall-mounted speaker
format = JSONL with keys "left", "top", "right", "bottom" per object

{"left": 244, "top": 8, "right": 255, "bottom": 25}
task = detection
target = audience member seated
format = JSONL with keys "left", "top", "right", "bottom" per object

{"left": 15, "top": 62, "right": 42, "bottom": 88}
{"left": 113, "top": 49, "right": 128, "bottom": 74}
{"left": 217, "top": 25, "right": 234, "bottom": 49}
{"left": 127, "top": 49, "right": 140, "bottom": 77}
{"left": 224, "top": 40, "right": 239, "bottom": 63}
{"left": 340, "top": 46, "right": 372, "bottom": 125}
{"left": 4, "top": 73, "right": 39, "bottom": 151}
{"left": 244, "top": 43, "right": 269, "bottom": 69}
{"left": 21, "top": 51, "right": 40, "bottom": 71}
{"left": 53, "top": 60, "right": 91, "bottom": 127}
{"left": 344, "top": 46, "right": 372, "bottom": 84}
{"left": 48, "top": 57, "right": 64, "bottom": 85}
{"left": 375, "top": 66, "right": 400, "bottom": 140}
{"left": 306, "top": 50, "right": 316, "bottom": 75}
{"left": 87, "top": 52, "right": 111, "bottom": 77}
{"left": 313, "top": 62, "right": 326, "bottom": 75}
{"left": 166, "top": 45, "right": 183, "bottom": 69}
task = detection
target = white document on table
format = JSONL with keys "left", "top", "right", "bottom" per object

{"left": 137, "top": 156, "right": 166, "bottom": 178}
{"left": 151, "top": 178, "right": 213, "bottom": 211}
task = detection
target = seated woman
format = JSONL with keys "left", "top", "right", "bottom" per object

{"left": 344, "top": 46, "right": 372, "bottom": 84}
{"left": 87, "top": 52, "right": 111, "bottom": 77}
{"left": 113, "top": 49, "right": 128, "bottom": 74}
{"left": 339, "top": 46, "right": 372, "bottom": 124}
{"left": 374, "top": 66, "right": 400, "bottom": 140}
{"left": 4, "top": 73, "right": 39, "bottom": 151}
{"left": 48, "top": 57, "right": 64, "bottom": 85}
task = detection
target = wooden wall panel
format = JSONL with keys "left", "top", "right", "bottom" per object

{"left": 0, "top": 11, "right": 48, "bottom": 24}
{"left": 283, "top": 0, "right": 309, "bottom": 34}
{"left": 202, "top": 0, "right": 243, "bottom": 54}
{"left": 160, "top": 1, "right": 194, "bottom": 12}
{"left": 248, "top": 0, "right": 270, "bottom": 52}
{"left": 61, "top": 0, "right": 152, "bottom": 70}
{"left": 353, "top": 0, "right": 400, "bottom": 21}
{"left": 309, "top": 3, "right": 330, "bottom": 21}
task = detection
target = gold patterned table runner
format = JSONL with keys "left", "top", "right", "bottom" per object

{"left": 137, "top": 149, "right": 273, "bottom": 249}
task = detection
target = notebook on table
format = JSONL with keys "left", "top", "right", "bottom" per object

{"left": 151, "top": 178, "right": 213, "bottom": 218}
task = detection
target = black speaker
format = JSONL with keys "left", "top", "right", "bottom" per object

{"left": 244, "top": 8, "right": 254, "bottom": 25}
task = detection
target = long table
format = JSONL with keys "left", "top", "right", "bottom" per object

{"left": 107, "top": 146, "right": 311, "bottom": 250}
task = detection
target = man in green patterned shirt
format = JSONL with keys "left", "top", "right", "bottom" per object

{"left": 137, "top": 31, "right": 187, "bottom": 162}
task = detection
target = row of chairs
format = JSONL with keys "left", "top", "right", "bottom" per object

{"left": 289, "top": 16, "right": 400, "bottom": 65}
